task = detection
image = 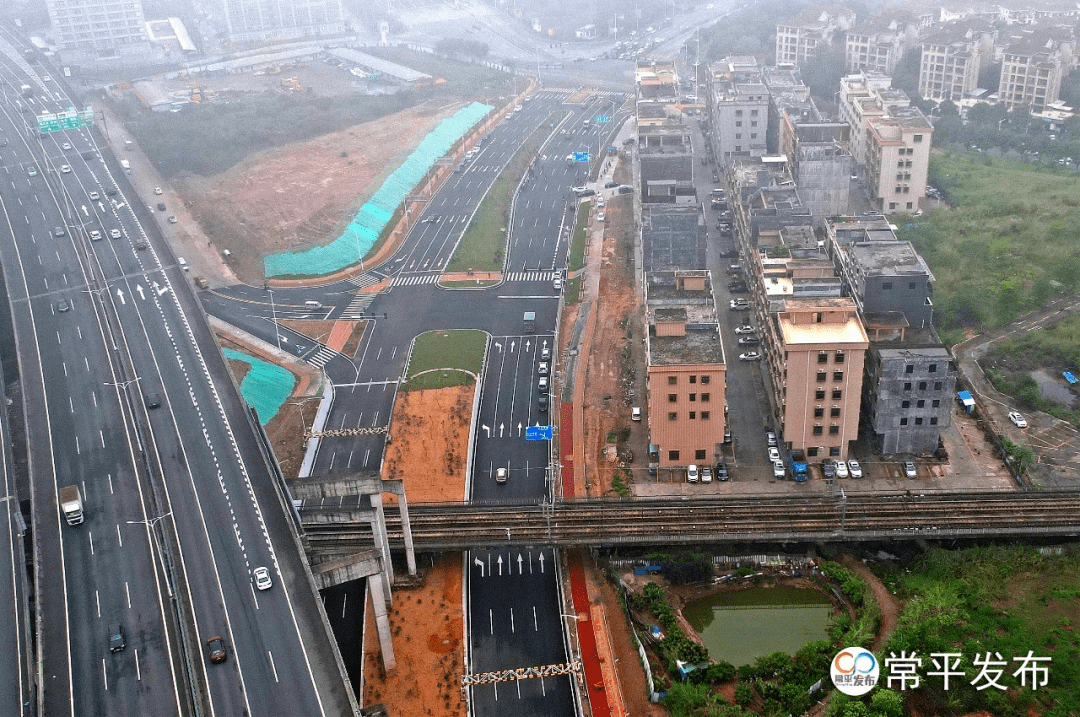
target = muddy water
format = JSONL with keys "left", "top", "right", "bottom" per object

{"left": 683, "top": 586, "right": 833, "bottom": 668}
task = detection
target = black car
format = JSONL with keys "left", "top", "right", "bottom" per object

{"left": 538, "top": 395, "right": 549, "bottom": 412}
{"left": 728, "top": 283, "right": 748, "bottom": 293}
{"left": 144, "top": 392, "right": 162, "bottom": 409}
{"left": 109, "top": 625, "right": 126, "bottom": 653}
{"left": 576, "top": 188, "right": 595, "bottom": 197}
{"left": 617, "top": 185, "right": 633, "bottom": 194}
{"left": 715, "top": 463, "right": 729, "bottom": 481}
{"left": 157, "top": 202, "right": 166, "bottom": 211}
{"left": 604, "top": 180, "right": 619, "bottom": 188}
{"left": 822, "top": 460, "right": 837, "bottom": 479}
{"left": 105, "top": 187, "right": 118, "bottom": 196}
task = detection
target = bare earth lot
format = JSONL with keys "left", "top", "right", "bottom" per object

{"left": 178, "top": 101, "right": 463, "bottom": 283}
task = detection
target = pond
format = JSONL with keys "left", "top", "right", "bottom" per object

{"left": 683, "top": 586, "right": 834, "bottom": 668}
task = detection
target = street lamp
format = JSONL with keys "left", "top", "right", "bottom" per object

{"left": 266, "top": 287, "right": 282, "bottom": 352}
{"left": 127, "top": 512, "right": 174, "bottom": 596}
{"left": 998, "top": 118, "right": 1008, "bottom": 131}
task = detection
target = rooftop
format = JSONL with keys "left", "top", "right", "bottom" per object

{"left": 849, "top": 240, "right": 934, "bottom": 277}
{"left": 649, "top": 325, "right": 726, "bottom": 365}
{"left": 646, "top": 270, "right": 714, "bottom": 303}
{"left": 780, "top": 314, "right": 869, "bottom": 347}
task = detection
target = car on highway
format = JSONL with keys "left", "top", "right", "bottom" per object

{"left": 105, "top": 187, "right": 117, "bottom": 196}
{"left": 43, "top": 75, "right": 51, "bottom": 82}
{"left": 56, "top": 298, "right": 71, "bottom": 313}
{"left": 538, "top": 361, "right": 549, "bottom": 376}
{"left": 738, "top": 351, "right": 761, "bottom": 361}
{"left": 62, "top": 142, "right": 71, "bottom": 150}
{"left": 537, "top": 376, "right": 548, "bottom": 392}
{"left": 738, "top": 336, "right": 760, "bottom": 346}
{"left": 686, "top": 464, "right": 699, "bottom": 483}
{"left": 822, "top": 459, "right": 836, "bottom": 479}
{"left": 772, "top": 461, "right": 786, "bottom": 478}
{"left": 496, "top": 467, "right": 507, "bottom": 484}
{"left": 206, "top": 636, "right": 227, "bottom": 664}
{"left": 88, "top": 191, "right": 100, "bottom": 200}
{"left": 154, "top": 187, "right": 163, "bottom": 195}
{"left": 109, "top": 625, "right": 125, "bottom": 653}
{"left": 109, "top": 229, "right": 122, "bottom": 239}
{"left": 253, "top": 566, "right": 273, "bottom": 591}
{"left": 604, "top": 180, "right": 619, "bottom": 188}
{"left": 836, "top": 460, "right": 849, "bottom": 478}
{"left": 553, "top": 275, "right": 562, "bottom": 289}
{"left": 60, "top": 164, "right": 71, "bottom": 173}
{"left": 540, "top": 347, "right": 551, "bottom": 361}
{"left": 1008, "top": 411, "right": 1027, "bottom": 428}
{"left": 134, "top": 241, "right": 148, "bottom": 250}
{"left": 848, "top": 459, "right": 862, "bottom": 478}
{"left": 596, "top": 211, "right": 605, "bottom": 222}
{"left": 421, "top": 216, "right": 436, "bottom": 224}
{"left": 144, "top": 393, "right": 162, "bottom": 409}
{"left": 768, "top": 447, "right": 780, "bottom": 463}
{"left": 157, "top": 202, "right": 166, "bottom": 211}
{"left": 168, "top": 215, "right": 177, "bottom": 223}
{"left": 766, "top": 430, "right": 778, "bottom": 447}
{"left": 715, "top": 462, "right": 729, "bottom": 481}
{"left": 28, "top": 166, "right": 37, "bottom": 176}
{"left": 52, "top": 226, "right": 65, "bottom": 237}
{"left": 735, "top": 325, "right": 755, "bottom": 334}
{"left": 903, "top": 460, "right": 917, "bottom": 479}
{"left": 89, "top": 229, "right": 102, "bottom": 241}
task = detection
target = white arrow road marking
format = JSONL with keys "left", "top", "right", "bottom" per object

{"left": 135, "top": 285, "right": 145, "bottom": 300}
{"left": 517, "top": 422, "right": 522, "bottom": 437}
{"left": 525, "top": 339, "right": 531, "bottom": 352}
{"left": 510, "top": 340, "right": 516, "bottom": 352}
{"left": 482, "top": 424, "right": 490, "bottom": 438}
{"left": 497, "top": 555, "right": 503, "bottom": 576}
{"left": 114, "top": 288, "right": 125, "bottom": 305}
{"left": 538, "top": 552, "right": 546, "bottom": 573}
{"left": 473, "top": 556, "right": 485, "bottom": 578}
{"left": 517, "top": 553, "right": 524, "bottom": 575}
{"left": 499, "top": 423, "right": 505, "bottom": 438}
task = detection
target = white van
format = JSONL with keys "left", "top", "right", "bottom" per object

{"left": 177, "top": 257, "right": 188, "bottom": 272}
{"left": 305, "top": 300, "right": 323, "bottom": 309}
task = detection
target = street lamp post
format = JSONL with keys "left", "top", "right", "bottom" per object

{"left": 267, "top": 287, "right": 282, "bottom": 352}
{"left": 127, "top": 512, "right": 174, "bottom": 596}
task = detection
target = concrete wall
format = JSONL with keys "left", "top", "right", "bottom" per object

{"left": 865, "top": 349, "right": 957, "bottom": 454}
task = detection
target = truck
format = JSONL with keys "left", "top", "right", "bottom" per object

{"left": 20, "top": 84, "right": 32, "bottom": 98}
{"left": 788, "top": 450, "right": 808, "bottom": 483}
{"left": 523, "top": 311, "right": 535, "bottom": 334}
{"left": 59, "top": 485, "right": 84, "bottom": 525}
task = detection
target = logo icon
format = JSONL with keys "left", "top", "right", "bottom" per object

{"left": 831, "top": 647, "right": 879, "bottom": 696}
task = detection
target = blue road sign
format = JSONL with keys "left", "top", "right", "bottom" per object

{"left": 572, "top": 151, "right": 589, "bottom": 162}
{"left": 525, "top": 425, "right": 553, "bottom": 441}
{"left": 596, "top": 115, "right": 610, "bottom": 123}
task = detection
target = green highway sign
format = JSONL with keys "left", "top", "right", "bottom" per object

{"left": 36, "top": 106, "right": 95, "bottom": 135}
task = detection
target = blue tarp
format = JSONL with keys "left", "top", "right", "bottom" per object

{"left": 1064, "top": 372, "right": 1077, "bottom": 385}
{"left": 222, "top": 349, "right": 295, "bottom": 425}
{"left": 264, "top": 101, "right": 493, "bottom": 278}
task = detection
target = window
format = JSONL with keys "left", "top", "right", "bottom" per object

{"left": 751, "top": 133, "right": 757, "bottom": 139}
{"left": 928, "top": 363, "right": 937, "bottom": 373}
{"left": 900, "top": 417, "right": 909, "bottom": 426}
{"left": 830, "top": 407, "right": 840, "bottom": 417}
{"left": 735, "top": 121, "right": 742, "bottom": 127}
{"left": 669, "top": 450, "right": 680, "bottom": 461}
{"left": 818, "top": 351, "right": 829, "bottom": 363}
{"left": 934, "top": 382, "right": 942, "bottom": 391}
{"left": 816, "top": 389, "right": 826, "bottom": 400}
{"left": 813, "top": 425, "right": 823, "bottom": 435}
{"left": 829, "top": 446, "right": 841, "bottom": 457}
{"left": 813, "top": 312, "right": 823, "bottom": 323}
{"left": 689, "top": 393, "right": 697, "bottom": 402}
{"left": 915, "top": 417, "right": 923, "bottom": 426}
{"left": 735, "top": 110, "right": 743, "bottom": 117}
{"left": 902, "top": 400, "right": 910, "bottom": 409}
{"left": 908, "top": 282, "right": 917, "bottom": 290}
{"left": 701, "top": 411, "right": 710, "bottom": 420}
{"left": 932, "top": 399, "right": 940, "bottom": 408}
{"left": 735, "top": 133, "right": 742, "bottom": 139}
{"left": 689, "top": 411, "right": 696, "bottom": 419}
{"left": 832, "top": 389, "right": 842, "bottom": 400}
{"left": 814, "top": 407, "right": 824, "bottom": 418}
{"left": 914, "top": 134, "right": 923, "bottom": 142}
{"left": 668, "top": 412, "right": 677, "bottom": 420}
{"left": 668, "top": 376, "right": 677, "bottom": 385}
{"left": 807, "top": 447, "right": 819, "bottom": 457}
{"left": 695, "top": 449, "right": 707, "bottom": 460}
{"left": 895, "top": 186, "right": 902, "bottom": 193}
{"left": 829, "top": 425, "right": 839, "bottom": 435}
{"left": 701, "top": 393, "right": 710, "bottom": 402}
{"left": 751, "top": 120, "right": 757, "bottom": 127}
{"left": 700, "top": 375, "right": 710, "bottom": 384}
{"left": 919, "top": 381, "right": 927, "bottom": 390}
{"left": 905, "top": 364, "right": 913, "bottom": 374}
{"left": 833, "top": 371, "right": 844, "bottom": 382}
{"left": 751, "top": 109, "right": 758, "bottom": 116}
{"left": 817, "top": 371, "right": 827, "bottom": 382}
{"left": 930, "top": 417, "right": 938, "bottom": 425}
{"left": 884, "top": 282, "right": 894, "bottom": 290}
{"left": 904, "top": 382, "right": 912, "bottom": 391}
{"left": 889, "top": 202, "right": 897, "bottom": 210}
{"left": 689, "top": 375, "right": 697, "bottom": 384}
{"left": 668, "top": 394, "right": 677, "bottom": 402}
{"left": 917, "top": 400, "right": 925, "bottom": 408}
{"left": 735, "top": 146, "right": 741, "bottom": 152}
{"left": 835, "top": 351, "right": 845, "bottom": 363}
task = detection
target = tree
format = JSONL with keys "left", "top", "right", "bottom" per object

{"left": 734, "top": 682, "right": 755, "bottom": 705}
{"left": 662, "top": 682, "right": 711, "bottom": 716}
{"left": 842, "top": 700, "right": 870, "bottom": 717}
{"left": 870, "top": 689, "right": 904, "bottom": 717}
{"left": 705, "top": 661, "right": 736, "bottom": 683}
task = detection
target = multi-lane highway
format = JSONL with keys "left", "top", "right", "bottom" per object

{"left": 0, "top": 29, "right": 349, "bottom": 716}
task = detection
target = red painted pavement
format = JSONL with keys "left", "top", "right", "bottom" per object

{"left": 560, "top": 400, "right": 613, "bottom": 715}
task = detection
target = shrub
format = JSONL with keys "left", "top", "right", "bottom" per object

{"left": 734, "top": 681, "right": 755, "bottom": 705}
{"left": 705, "top": 661, "right": 736, "bottom": 683}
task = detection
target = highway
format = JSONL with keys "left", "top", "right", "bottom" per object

{"left": 0, "top": 30, "right": 350, "bottom": 716}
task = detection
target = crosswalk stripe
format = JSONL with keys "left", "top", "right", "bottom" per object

{"left": 307, "top": 346, "right": 339, "bottom": 368}
{"left": 343, "top": 273, "right": 381, "bottom": 288}
{"left": 505, "top": 271, "right": 555, "bottom": 282}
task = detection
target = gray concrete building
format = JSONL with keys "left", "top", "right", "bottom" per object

{"left": 726, "top": 156, "right": 814, "bottom": 257}
{"left": 223, "top": 0, "right": 346, "bottom": 43}
{"left": 642, "top": 205, "right": 707, "bottom": 272}
{"left": 707, "top": 58, "right": 769, "bottom": 168}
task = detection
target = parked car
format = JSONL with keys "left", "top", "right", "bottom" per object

{"left": 835, "top": 460, "right": 849, "bottom": 478}
{"left": 617, "top": 185, "right": 633, "bottom": 194}
{"left": 538, "top": 362, "right": 549, "bottom": 375}
{"left": 700, "top": 465, "right": 712, "bottom": 483}
{"left": 537, "top": 376, "right": 549, "bottom": 392}
{"left": 772, "top": 461, "right": 786, "bottom": 478}
{"left": 596, "top": 212, "right": 605, "bottom": 222}
{"left": 538, "top": 395, "right": 549, "bottom": 412}
{"left": 822, "top": 459, "right": 837, "bottom": 479}
{"left": 738, "top": 352, "right": 761, "bottom": 361}
{"left": 715, "top": 463, "right": 729, "bottom": 481}
{"left": 729, "top": 300, "right": 750, "bottom": 310}
{"left": 157, "top": 202, "right": 166, "bottom": 211}
{"left": 168, "top": 215, "right": 177, "bottom": 224}
{"left": 766, "top": 431, "right": 778, "bottom": 447}
{"left": 631, "top": 406, "right": 641, "bottom": 421}
{"left": 1008, "top": 411, "right": 1027, "bottom": 428}
{"left": 496, "top": 467, "right": 508, "bottom": 483}
{"left": 686, "top": 464, "right": 699, "bottom": 483}
{"left": 604, "top": 180, "right": 619, "bottom": 188}
{"left": 848, "top": 459, "right": 863, "bottom": 478}
{"left": 735, "top": 325, "right": 755, "bottom": 335}
{"left": 903, "top": 460, "right": 917, "bottom": 479}
{"left": 728, "top": 283, "right": 749, "bottom": 294}
{"left": 154, "top": 187, "right": 163, "bottom": 195}
{"left": 738, "top": 337, "right": 760, "bottom": 346}
{"left": 768, "top": 447, "right": 781, "bottom": 463}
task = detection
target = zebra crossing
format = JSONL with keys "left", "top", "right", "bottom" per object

{"left": 392, "top": 274, "right": 441, "bottom": 287}
{"left": 339, "top": 292, "right": 375, "bottom": 319}
{"left": 505, "top": 271, "right": 558, "bottom": 282}
{"left": 306, "top": 345, "right": 340, "bottom": 369}
{"left": 342, "top": 272, "right": 383, "bottom": 289}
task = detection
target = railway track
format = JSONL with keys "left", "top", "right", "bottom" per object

{"left": 299, "top": 491, "right": 1080, "bottom": 552}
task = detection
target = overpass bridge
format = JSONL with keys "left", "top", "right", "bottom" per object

{"left": 299, "top": 489, "right": 1080, "bottom": 555}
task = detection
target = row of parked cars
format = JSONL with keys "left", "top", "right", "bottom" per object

{"left": 686, "top": 462, "right": 729, "bottom": 483}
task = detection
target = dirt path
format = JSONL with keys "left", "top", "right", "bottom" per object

{"left": 836, "top": 554, "right": 900, "bottom": 652}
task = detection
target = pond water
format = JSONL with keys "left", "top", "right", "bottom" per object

{"left": 683, "top": 586, "right": 834, "bottom": 668}
{"left": 1030, "top": 369, "right": 1076, "bottom": 407}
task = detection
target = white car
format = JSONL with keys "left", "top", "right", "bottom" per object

{"left": 60, "top": 164, "right": 71, "bottom": 173}
{"left": 62, "top": 142, "right": 71, "bottom": 150}
{"left": 768, "top": 447, "right": 780, "bottom": 463}
{"left": 596, "top": 195, "right": 605, "bottom": 207}
{"left": 686, "top": 464, "right": 699, "bottom": 483}
{"left": 43, "top": 75, "right": 51, "bottom": 82}
{"left": 88, "top": 191, "right": 100, "bottom": 200}
{"left": 734, "top": 325, "right": 755, "bottom": 334}
{"left": 631, "top": 407, "right": 641, "bottom": 421}
{"left": 597, "top": 211, "right": 605, "bottom": 222}
{"left": 835, "top": 460, "right": 849, "bottom": 478}
{"left": 848, "top": 460, "right": 862, "bottom": 478}
{"left": 1008, "top": 411, "right": 1027, "bottom": 428}
{"left": 253, "top": 566, "right": 272, "bottom": 591}
{"left": 553, "top": 276, "right": 563, "bottom": 289}
{"left": 772, "top": 461, "right": 785, "bottom": 478}
{"left": 739, "top": 352, "right": 761, "bottom": 361}
{"left": 496, "top": 467, "right": 508, "bottom": 483}
{"left": 154, "top": 187, "right": 163, "bottom": 195}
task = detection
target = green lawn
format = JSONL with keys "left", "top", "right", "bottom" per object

{"left": 900, "top": 153, "right": 1080, "bottom": 344}
{"left": 402, "top": 329, "right": 487, "bottom": 391}
{"left": 568, "top": 201, "right": 590, "bottom": 271}
{"left": 446, "top": 114, "right": 557, "bottom": 272}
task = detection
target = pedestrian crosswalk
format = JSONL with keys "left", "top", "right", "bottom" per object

{"left": 306, "top": 345, "right": 339, "bottom": 369}
{"left": 339, "top": 292, "right": 375, "bottom": 319}
{"left": 392, "top": 274, "right": 441, "bottom": 287}
{"left": 505, "top": 271, "right": 558, "bottom": 282}
{"left": 343, "top": 272, "right": 382, "bottom": 289}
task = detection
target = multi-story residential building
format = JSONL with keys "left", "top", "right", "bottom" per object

{"left": 642, "top": 205, "right": 707, "bottom": 270}
{"left": 998, "top": 27, "right": 1071, "bottom": 112}
{"left": 845, "top": 15, "right": 920, "bottom": 75}
{"left": 46, "top": 0, "right": 149, "bottom": 53}
{"left": 919, "top": 24, "right": 991, "bottom": 102}
{"left": 644, "top": 271, "right": 727, "bottom": 470}
{"left": 839, "top": 72, "right": 903, "bottom": 169}
{"left": 726, "top": 156, "right": 814, "bottom": 257}
{"left": 706, "top": 58, "right": 769, "bottom": 166}
{"left": 636, "top": 61, "right": 680, "bottom": 102}
{"left": 865, "top": 106, "right": 932, "bottom": 214}
{"left": 222, "top": 0, "right": 346, "bottom": 43}
{"left": 775, "top": 5, "right": 857, "bottom": 68}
